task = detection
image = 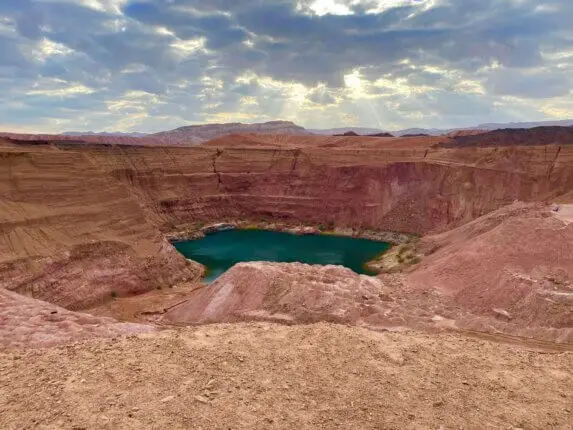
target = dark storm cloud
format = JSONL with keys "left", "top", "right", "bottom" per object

{"left": 0, "top": 0, "right": 572, "bottom": 131}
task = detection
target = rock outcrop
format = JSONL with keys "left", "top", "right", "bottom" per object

{"left": 142, "top": 132, "right": 573, "bottom": 234}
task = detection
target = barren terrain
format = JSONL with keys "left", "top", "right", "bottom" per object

{"left": 1, "top": 127, "right": 572, "bottom": 428}
{"left": 2, "top": 324, "right": 572, "bottom": 430}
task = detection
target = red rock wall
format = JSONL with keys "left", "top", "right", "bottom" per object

{"left": 88, "top": 143, "right": 573, "bottom": 234}
{"left": 0, "top": 142, "right": 200, "bottom": 309}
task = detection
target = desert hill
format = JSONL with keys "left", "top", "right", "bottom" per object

{"left": 151, "top": 120, "right": 311, "bottom": 145}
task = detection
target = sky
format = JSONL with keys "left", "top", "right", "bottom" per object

{"left": 0, "top": 0, "right": 572, "bottom": 133}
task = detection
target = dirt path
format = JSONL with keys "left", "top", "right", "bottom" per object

{"left": 1, "top": 323, "right": 572, "bottom": 430}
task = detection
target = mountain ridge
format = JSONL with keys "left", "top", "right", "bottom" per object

{"left": 58, "top": 118, "right": 573, "bottom": 143}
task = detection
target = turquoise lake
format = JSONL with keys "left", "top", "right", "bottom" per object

{"left": 172, "top": 229, "right": 391, "bottom": 282}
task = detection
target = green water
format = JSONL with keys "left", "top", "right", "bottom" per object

{"left": 172, "top": 229, "right": 390, "bottom": 282}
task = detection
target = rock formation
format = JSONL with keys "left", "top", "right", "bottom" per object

{"left": 1, "top": 127, "right": 573, "bottom": 429}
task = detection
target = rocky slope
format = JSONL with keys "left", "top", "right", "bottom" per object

{"left": 138, "top": 131, "right": 572, "bottom": 234}
{"left": 408, "top": 202, "right": 573, "bottom": 342}
{"left": 1, "top": 323, "right": 572, "bottom": 429}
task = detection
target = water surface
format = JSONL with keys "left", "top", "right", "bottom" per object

{"left": 173, "top": 229, "right": 390, "bottom": 282}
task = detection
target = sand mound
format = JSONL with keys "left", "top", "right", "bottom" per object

{"left": 164, "top": 262, "right": 393, "bottom": 325}
{"left": 409, "top": 203, "right": 573, "bottom": 335}
{"left": 0, "top": 289, "right": 154, "bottom": 348}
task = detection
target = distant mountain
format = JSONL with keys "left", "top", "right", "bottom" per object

{"left": 310, "top": 120, "right": 573, "bottom": 137}
{"left": 392, "top": 128, "right": 445, "bottom": 136}
{"left": 63, "top": 131, "right": 148, "bottom": 137}
{"left": 475, "top": 120, "right": 573, "bottom": 129}
{"left": 309, "top": 127, "right": 385, "bottom": 136}
{"left": 310, "top": 126, "right": 447, "bottom": 136}
{"left": 152, "top": 120, "right": 311, "bottom": 145}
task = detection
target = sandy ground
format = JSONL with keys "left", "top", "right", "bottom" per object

{"left": 554, "top": 204, "right": 573, "bottom": 225}
{"left": 1, "top": 323, "right": 572, "bottom": 430}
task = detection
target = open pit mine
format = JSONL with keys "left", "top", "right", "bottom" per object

{"left": 1, "top": 127, "right": 573, "bottom": 429}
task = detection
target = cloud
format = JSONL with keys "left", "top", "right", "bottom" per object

{"left": 0, "top": 0, "right": 571, "bottom": 133}
{"left": 307, "top": 86, "right": 337, "bottom": 105}
{"left": 486, "top": 69, "right": 572, "bottom": 99}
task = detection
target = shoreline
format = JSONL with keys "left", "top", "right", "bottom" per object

{"left": 165, "top": 220, "right": 415, "bottom": 245}
{"left": 165, "top": 221, "right": 421, "bottom": 277}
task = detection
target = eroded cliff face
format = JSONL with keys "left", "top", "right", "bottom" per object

{"left": 91, "top": 134, "right": 573, "bottom": 235}
{"left": 1, "top": 130, "right": 572, "bottom": 311}
{"left": 0, "top": 141, "right": 201, "bottom": 309}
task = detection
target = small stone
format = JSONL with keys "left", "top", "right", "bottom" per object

{"left": 194, "top": 395, "right": 209, "bottom": 404}
{"left": 160, "top": 396, "right": 175, "bottom": 403}
{"left": 131, "top": 407, "right": 140, "bottom": 412}
{"left": 433, "top": 400, "right": 444, "bottom": 407}
{"left": 492, "top": 308, "right": 512, "bottom": 320}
